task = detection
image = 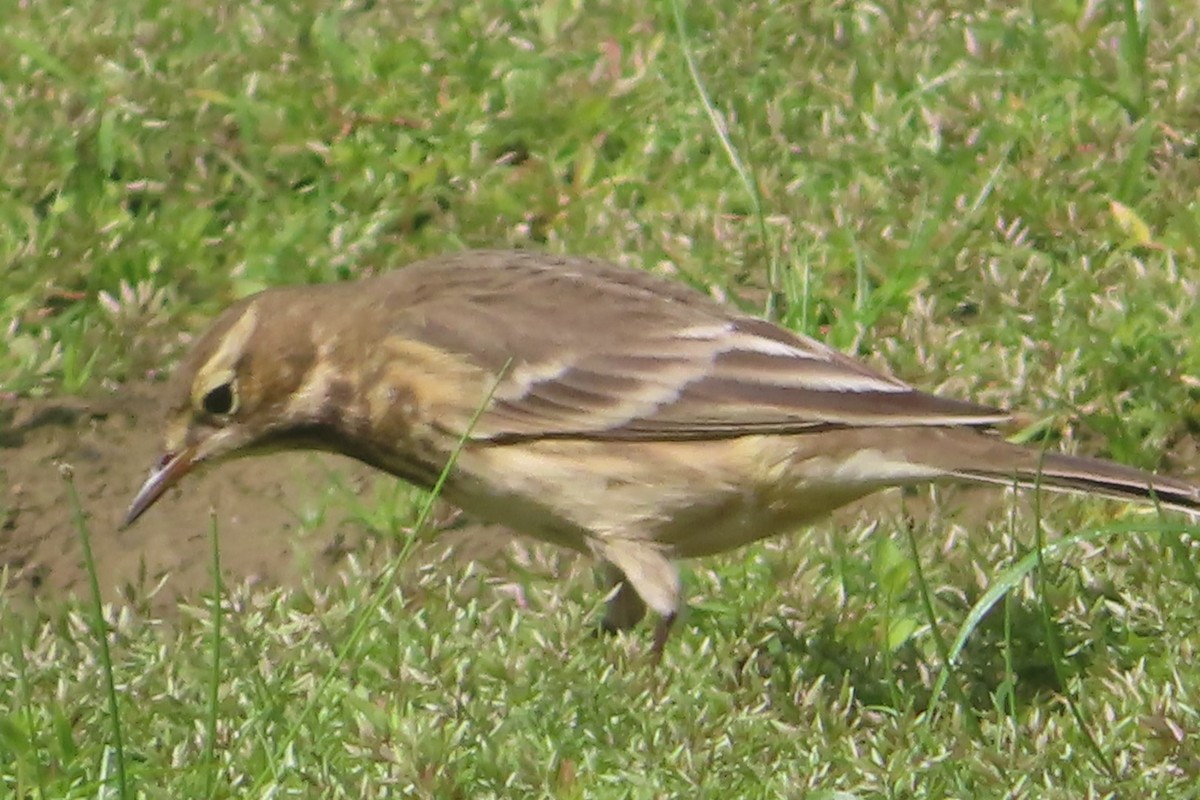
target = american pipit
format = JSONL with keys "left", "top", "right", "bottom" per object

{"left": 124, "top": 250, "right": 1200, "bottom": 653}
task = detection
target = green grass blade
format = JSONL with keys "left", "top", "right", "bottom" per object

{"left": 66, "top": 473, "right": 129, "bottom": 800}
{"left": 203, "top": 512, "right": 223, "bottom": 800}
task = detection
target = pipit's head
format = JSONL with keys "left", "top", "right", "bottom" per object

{"left": 124, "top": 290, "right": 324, "bottom": 526}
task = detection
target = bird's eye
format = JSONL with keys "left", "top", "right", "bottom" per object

{"left": 201, "top": 382, "right": 236, "bottom": 416}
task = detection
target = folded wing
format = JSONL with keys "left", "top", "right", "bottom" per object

{"left": 477, "top": 316, "right": 1008, "bottom": 443}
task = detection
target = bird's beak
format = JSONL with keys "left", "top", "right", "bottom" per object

{"left": 123, "top": 445, "right": 200, "bottom": 528}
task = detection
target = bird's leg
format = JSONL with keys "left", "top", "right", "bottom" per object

{"left": 599, "top": 562, "right": 647, "bottom": 633}
{"left": 650, "top": 611, "right": 677, "bottom": 664}
{"left": 591, "top": 539, "right": 680, "bottom": 660}
{"left": 599, "top": 566, "right": 678, "bottom": 666}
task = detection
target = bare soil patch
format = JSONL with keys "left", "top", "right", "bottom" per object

{"left": 0, "top": 385, "right": 514, "bottom": 615}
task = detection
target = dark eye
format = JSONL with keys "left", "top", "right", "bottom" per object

{"left": 202, "top": 383, "right": 236, "bottom": 415}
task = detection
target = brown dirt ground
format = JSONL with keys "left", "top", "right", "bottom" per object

{"left": 0, "top": 385, "right": 517, "bottom": 616}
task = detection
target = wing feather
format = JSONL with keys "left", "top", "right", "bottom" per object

{"left": 382, "top": 251, "right": 1010, "bottom": 443}
{"left": 474, "top": 317, "right": 1007, "bottom": 442}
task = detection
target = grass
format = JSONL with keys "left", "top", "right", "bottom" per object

{"left": 3, "top": 0, "right": 1200, "bottom": 796}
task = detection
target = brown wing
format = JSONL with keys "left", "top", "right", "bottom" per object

{"left": 380, "top": 250, "right": 1010, "bottom": 442}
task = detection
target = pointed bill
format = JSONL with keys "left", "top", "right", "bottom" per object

{"left": 122, "top": 445, "right": 200, "bottom": 528}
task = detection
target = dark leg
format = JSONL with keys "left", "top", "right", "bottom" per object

{"left": 599, "top": 562, "right": 647, "bottom": 633}
{"left": 650, "top": 611, "right": 677, "bottom": 665}
{"left": 590, "top": 540, "right": 680, "bottom": 662}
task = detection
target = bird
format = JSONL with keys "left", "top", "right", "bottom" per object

{"left": 124, "top": 249, "right": 1200, "bottom": 656}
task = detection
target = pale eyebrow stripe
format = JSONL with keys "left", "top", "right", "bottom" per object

{"left": 194, "top": 303, "right": 260, "bottom": 398}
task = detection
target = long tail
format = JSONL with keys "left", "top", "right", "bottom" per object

{"left": 953, "top": 447, "right": 1200, "bottom": 517}
{"left": 787, "top": 426, "right": 1199, "bottom": 517}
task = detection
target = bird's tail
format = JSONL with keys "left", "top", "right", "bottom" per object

{"left": 951, "top": 446, "right": 1200, "bottom": 517}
